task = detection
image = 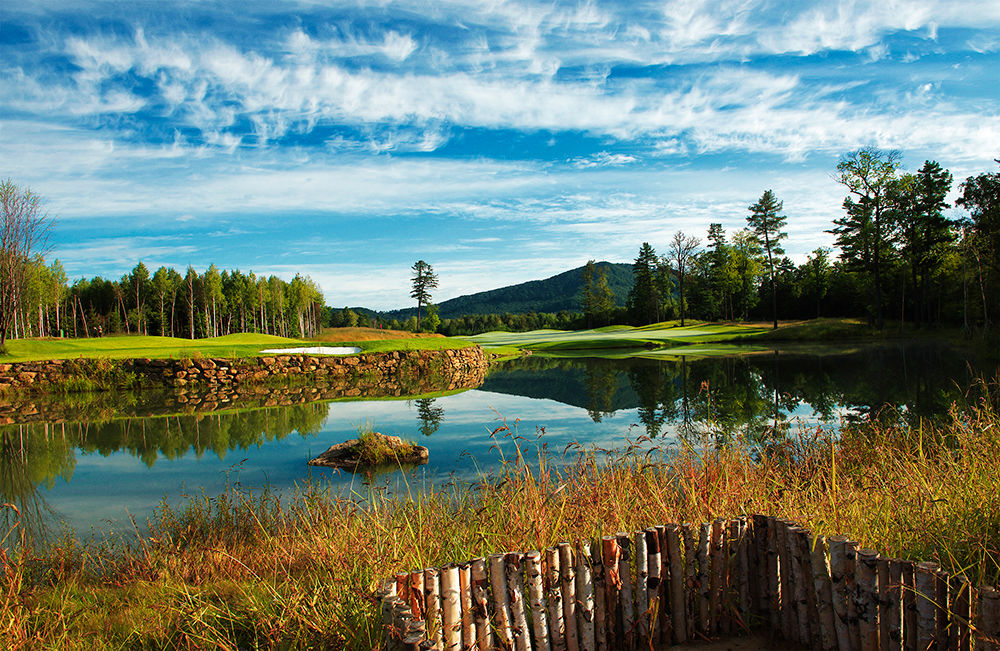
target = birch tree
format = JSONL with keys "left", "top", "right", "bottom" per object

{"left": 0, "top": 179, "right": 52, "bottom": 346}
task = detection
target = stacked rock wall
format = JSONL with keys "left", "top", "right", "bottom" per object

{"left": 0, "top": 346, "right": 489, "bottom": 394}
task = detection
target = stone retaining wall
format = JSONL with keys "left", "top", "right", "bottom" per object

{"left": 0, "top": 346, "right": 489, "bottom": 393}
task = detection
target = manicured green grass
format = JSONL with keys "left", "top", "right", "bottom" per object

{"left": 468, "top": 321, "right": 771, "bottom": 352}
{"left": 0, "top": 332, "right": 474, "bottom": 363}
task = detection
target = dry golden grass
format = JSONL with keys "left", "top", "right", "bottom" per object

{"left": 1, "top": 380, "right": 998, "bottom": 649}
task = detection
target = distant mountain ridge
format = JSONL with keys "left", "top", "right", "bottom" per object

{"left": 380, "top": 261, "right": 632, "bottom": 320}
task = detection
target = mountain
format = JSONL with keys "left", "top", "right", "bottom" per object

{"left": 381, "top": 261, "right": 633, "bottom": 320}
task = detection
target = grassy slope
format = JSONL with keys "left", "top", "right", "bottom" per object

{"left": 468, "top": 321, "right": 772, "bottom": 352}
{"left": 1, "top": 328, "right": 472, "bottom": 363}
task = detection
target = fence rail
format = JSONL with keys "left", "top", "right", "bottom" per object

{"left": 379, "top": 515, "right": 1000, "bottom": 650}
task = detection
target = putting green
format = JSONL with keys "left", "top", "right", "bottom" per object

{"left": 468, "top": 322, "right": 771, "bottom": 352}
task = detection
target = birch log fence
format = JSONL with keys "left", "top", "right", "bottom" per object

{"left": 379, "top": 515, "right": 1000, "bottom": 650}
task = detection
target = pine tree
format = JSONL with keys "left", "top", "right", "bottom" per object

{"left": 747, "top": 189, "right": 788, "bottom": 329}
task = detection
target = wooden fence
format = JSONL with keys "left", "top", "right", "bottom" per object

{"left": 378, "top": 515, "right": 1000, "bottom": 650}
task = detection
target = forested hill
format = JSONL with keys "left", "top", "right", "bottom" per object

{"left": 382, "top": 261, "right": 632, "bottom": 319}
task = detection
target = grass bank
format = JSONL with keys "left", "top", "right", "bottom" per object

{"left": 466, "top": 318, "right": 981, "bottom": 356}
{"left": 0, "top": 328, "right": 473, "bottom": 363}
{"left": 2, "top": 381, "right": 999, "bottom": 649}
{"left": 468, "top": 321, "right": 771, "bottom": 353}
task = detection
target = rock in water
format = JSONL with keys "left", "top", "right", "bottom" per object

{"left": 308, "top": 431, "right": 429, "bottom": 469}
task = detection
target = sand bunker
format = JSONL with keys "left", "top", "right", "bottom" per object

{"left": 259, "top": 346, "right": 362, "bottom": 355}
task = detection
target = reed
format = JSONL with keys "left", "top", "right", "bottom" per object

{"left": 0, "top": 381, "right": 999, "bottom": 649}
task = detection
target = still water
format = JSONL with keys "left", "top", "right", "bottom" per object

{"left": 0, "top": 342, "right": 990, "bottom": 539}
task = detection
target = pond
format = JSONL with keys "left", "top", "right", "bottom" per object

{"left": 0, "top": 342, "right": 991, "bottom": 541}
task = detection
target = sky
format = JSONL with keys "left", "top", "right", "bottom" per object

{"left": 3, "top": 1, "right": 1000, "bottom": 310}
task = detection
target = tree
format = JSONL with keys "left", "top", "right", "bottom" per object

{"left": 627, "top": 243, "right": 669, "bottom": 325}
{"left": 128, "top": 262, "right": 151, "bottom": 335}
{"left": 668, "top": 231, "right": 700, "bottom": 326}
{"left": 0, "top": 180, "right": 52, "bottom": 346}
{"left": 889, "top": 161, "right": 954, "bottom": 325}
{"left": 800, "top": 248, "right": 831, "bottom": 318}
{"left": 831, "top": 146, "right": 902, "bottom": 329}
{"left": 423, "top": 304, "right": 441, "bottom": 333}
{"left": 730, "top": 229, "right": 764, "bottom": 320}
{"left": 410, "top": 260, "right": 438, "bottom": 332}
{"left": 956, "top": 157, "right": 1000, "bottom": 327}
{"left": 580, "top": 260, "right": 615, "bottom": 327}
{"left": 747, "top": 190, "right": 788, "bottom": 329}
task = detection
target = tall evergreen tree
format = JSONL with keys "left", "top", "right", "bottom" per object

{"left": 830, "top": 146, "right": 902, "bottom": 329}
{"left": 746, "top": 189, "right": 788, "bottom": 329}
{"left": 410, "top": 260, "right": 438, "bottom": 332}
{"left": 890, "top": 161, "right": 954, "bottom": 324}
{"left": 627, "top": 243, "right": 669, "bottom": 325}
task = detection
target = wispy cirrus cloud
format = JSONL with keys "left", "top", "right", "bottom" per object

{"left": 2, "top": 0, "right": 999, "bottom": 307}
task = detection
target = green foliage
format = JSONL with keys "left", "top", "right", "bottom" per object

{"left": 410, "top": 260, "right": 439, "bottom": 331}
{"left": 580, "top": 259, "right": 615, "bottom": 327}
{"left": 627, "top": 242, "right": 673, "bottom": 325}
{"left": 352, "top": 428, "right": 419, "bottom": 466}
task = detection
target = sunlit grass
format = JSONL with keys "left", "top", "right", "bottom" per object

{"left": 0, "top": 330, "right": 474, "bottom": 363}
{"left": 2, "top": 379, "right": 999, "bottom": 648}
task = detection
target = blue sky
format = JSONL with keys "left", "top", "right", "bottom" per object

{"left": 3, "top": 1, "right": 999, "bottom": 310}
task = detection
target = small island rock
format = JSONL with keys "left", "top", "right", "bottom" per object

{"left": 308, "top": 431, "right": 429, "bottom": 469}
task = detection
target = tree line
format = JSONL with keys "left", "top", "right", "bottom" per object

{"left": 15, "top": 259, "right": 325, "bottom": 340}
{"left": 583, "top": 149, "right": 1000, "bottom": 331}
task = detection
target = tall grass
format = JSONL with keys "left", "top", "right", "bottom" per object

{"left": 1, "top": 381, "right": 999, "bottom": 649}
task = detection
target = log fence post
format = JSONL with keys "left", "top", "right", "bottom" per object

{"left": 546, "top": 547, "right": 566, "bottom": 651}
{"left": 425, "top": 567, "right": 443, "bottom": 650}
{"left": 525, "top": 551, "right": 551, "bottom": 651}
{"left": 666, "top": 524, "right": 686, "bottom": 644}
{"left": 559, "top": 543, "right": 580, "bottom": 651}
{"left": 471, "top": 558, "right": 493, "bottom": 651}
{"left": 489, "top": 554, "right": 514, "bottom": 649}
{"left": 645, "top": 528, "right": 661, "bottom": 643}
{"left": 576, "top": 540, "right": 597, "bottom": 651}
{"left": 505, "top": 553, "right": 531, "bottom": 651}
{"left": 602, "top": 536, "right": 621, "bottom": 648}
{"left": 856, "top": 549, "right": 879, "bottom": 651}
{"left": 811, "top": 533, "right": 838, "bottom": 651}
{"left": 634, "top": 530, "right": 649, "bottom": 645}
{"left": 458, "top": 563, "right": 476, "bottom": 651}
{"left": 616, "top": 533, "right": 636, "bottom": 650}
{"left": 440, "top": 565, "right": 462, "bottom": 651}
{"left": 949, "top": 575, "right": 971, "bottom": 651}
{"left": 697, "top": 522, "right": 712, "bottom": 636}
{"left": 976, "top": 585, "right": 1000, "bottom": 651}
{"left": 591, "top": 542, "right": 607, "bottom": 651}
{"left": 915, "top": 562, "right": 938, "bottom": 651}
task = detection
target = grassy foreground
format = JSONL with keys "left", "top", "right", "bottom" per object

{"left": 0, "top": 329, "right": 472, "bottom": 363}
{"left": 2, "top": 383, "right": 999, "bottom": 649}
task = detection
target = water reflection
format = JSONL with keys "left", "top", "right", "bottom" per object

{"left": 480, "top": 343, "right": 984, "bottom": 440}
{"left": 0, "top": 342, "right": 987, "bottom": 540}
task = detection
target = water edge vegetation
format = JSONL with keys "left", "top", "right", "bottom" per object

{"left": 1, "top": 376, "right": 998, "bottom": 649}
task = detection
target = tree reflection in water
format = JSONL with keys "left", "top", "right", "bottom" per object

{"left": 0, "top": 402, "right": 330, "bottom": 544}
{"left": 482, "top": 342, "right": 984, "bottom": 444}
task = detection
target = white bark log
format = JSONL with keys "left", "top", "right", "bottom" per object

{"left": 559, "top": 543, "right": 580, "bottom": 651}
{"left": 576, "top": 540, "right": 596, "bottom": 651}
{"left": 525, "top": 551, "right": 551, "bottom": 651}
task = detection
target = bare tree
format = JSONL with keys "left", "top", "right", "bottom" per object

{"left": 0, "top": 180, "right": 52, "bottom": 347}
{"left": 668, "top": 231, "right": 700, "bottom": 327}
